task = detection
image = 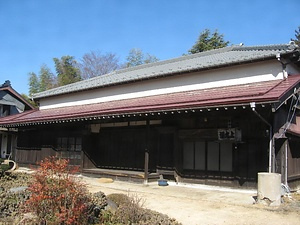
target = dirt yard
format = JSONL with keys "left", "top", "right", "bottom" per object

{"left": 81, "top": 175, "right": 300, "bottom": 225}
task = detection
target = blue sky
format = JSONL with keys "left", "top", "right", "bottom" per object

{"left": 0, "top": 0, "right": 299, "bottom": 95}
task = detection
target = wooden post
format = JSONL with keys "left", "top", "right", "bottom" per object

{"left": 80, "top": 150, "right": 84, "bottom": 172}
{"left": 144, "top": 119, "right": 150, "bottom": 185}
{"left": 144, "top": 151, "right": 149, "bottom": 185}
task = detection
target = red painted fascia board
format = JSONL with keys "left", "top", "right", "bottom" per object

{"left": 2, "top": 75, "right": 300, "bottom": 126}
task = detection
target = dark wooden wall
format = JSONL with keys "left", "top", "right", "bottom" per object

{"left": 83, "top": 127, "right": 158, "bottom": 171}
{"left": 13, "top": 107, "right": 277, "bottom": 187}
{"left": 287, "top": 138, "right": 300, "bottom": 180}
{"left": 15, "top": 148, "right": 55, "bottom": 165}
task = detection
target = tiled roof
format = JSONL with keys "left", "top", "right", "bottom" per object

{"left": 33, "top": 43, "right": 299, "bottom": 100}
{"left": 2, "top": 75, "right": 300, "bottom": 127}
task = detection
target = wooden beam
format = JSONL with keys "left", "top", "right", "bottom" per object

{"left": 144, "top": 119, "right": 150, "bottom": 185}
{"left": 144, "top": 151, "right": 149, "bottom": 185}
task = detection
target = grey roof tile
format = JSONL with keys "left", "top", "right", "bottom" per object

{"left": 33, "top": 43, "right": 299, "bottom": 99}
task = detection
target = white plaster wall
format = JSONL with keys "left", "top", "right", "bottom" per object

{"left": 40, "top": 61, "right": 284, "bottom": 110}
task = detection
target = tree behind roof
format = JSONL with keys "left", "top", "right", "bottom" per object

{"left": 54, "top": 56, "right": 81, "bottom": 86}
{"left": 28, "top": 72, "right": 40, "bottom": 96}
{"left": 125, "top": 48, "right": 159, "bottom": 68}
{"left": 28, "top": 56, "right": 80, "bottom": 96}
{"left": 27, "top": 48, "right": 159, "bottom": 96}
{"left": 39, "top": 64, "right": 57, "bottom": 92}
{"left": 78, "top": 51, "right": 120, "bottom": 79}
{"left": 291, "top": 26, "right": 300, "bottom": 46}
{"left": 188, "top": 29, "right": 230, "bottom": 54}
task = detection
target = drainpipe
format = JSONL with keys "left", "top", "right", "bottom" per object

{"left": 250, "top": 102, "right": 273, "bottom": 173}
{"left": 284, "top": 140, "right": 288, "bottom": 186}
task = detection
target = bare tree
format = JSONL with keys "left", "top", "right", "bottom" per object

{"left": 79, "top": 51, "right": 120, "bottom": 79}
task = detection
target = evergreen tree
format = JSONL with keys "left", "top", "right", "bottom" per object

{"left": 28, "top": 56, "right": 81, "bottom": 95}
{"left": 54, "top": 56, "right": 81, "bottom": 86}
{"left": 21, "top": 93, "right": 37, "bottom": 107}
{"left": 28, "top": 72, "right": 40, "bottom": 96}
{"left": 188, "top": 29, "right": 230, "bottom": 54}
{"left": 291, "top": 26, "right": 300, "bottom": 46}
{"left": 39, "top": 64, "right": 56, "bottom": 91}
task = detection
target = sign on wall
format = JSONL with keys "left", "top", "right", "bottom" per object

{"left": 218, "top": 128, "right": 242, "bottom": 142}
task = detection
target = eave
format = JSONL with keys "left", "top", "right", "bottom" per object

{"left": 1, "top": 75, "right": 300, "bottom": 128}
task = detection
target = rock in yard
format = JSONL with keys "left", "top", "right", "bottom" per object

{"left": 98, "top": 178, "right": 114, "bottom": 183}
{"left": 105, "top": 199, "right": 118, "bottom": 213}
{"left": 9, "top": 186, "right": 28, "bottom": 193}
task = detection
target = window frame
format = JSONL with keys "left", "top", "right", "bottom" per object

{"left": 56, "top": 136, "right": 82, "bottom": 152}
{"left": 183, "top": 140, "right": 233, "bottom": 172}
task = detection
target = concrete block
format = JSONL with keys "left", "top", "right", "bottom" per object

{"left": 257, "top": 172, "right": 281, "bottom": 206}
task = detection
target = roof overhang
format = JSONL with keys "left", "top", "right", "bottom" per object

{"left": 1, "top": 75, "right": 300, "bottom": 128}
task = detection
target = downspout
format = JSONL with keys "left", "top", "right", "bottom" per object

{"left": 250, "top": 102, "right": 273, "bottom": 173}
{"left": 284, "top": 140, "right": 288, "bottom": 186}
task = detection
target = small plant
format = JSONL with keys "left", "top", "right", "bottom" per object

{"left": 0, "top": 159, "right": 10, "bottom": 176}
{"left": 102, "top": 193, "right": 182, "bottom": 225}
{"left": 23, "top": 156, "right": 92, "bottom": 225}
{"left": 0, "top": 163, "right": 10, "bottom": 174}
{"left": 106, "top": 193, "right": 131, "bottom": 207}
{"left": 87, "top": 191, "right": 108, "bottom": 224}
{"left": 0, "top": 173, "right": 31, "bottom": 223}
{"left": 113, "top": 193, "right": 145, "bottom": 224}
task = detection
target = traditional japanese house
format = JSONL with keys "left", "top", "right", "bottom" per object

{"left": 0, "top": 80, "right": 34, "bottom": 158}
{"left": 1, "top": 43, "right": 300, "bottom": 188}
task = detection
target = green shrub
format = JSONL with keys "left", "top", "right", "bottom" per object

{"left": 0, "top": 163, "right": 10, "bottom": 173}
{"left": 0, "top": 159, "right": 17, "bottom": 176}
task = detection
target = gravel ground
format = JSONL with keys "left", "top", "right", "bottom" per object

{"left": 15, "top": 167, "right": 300, "bottom": 225}
{"left": 80, "top": 175, "right": 300, "bottom": 225}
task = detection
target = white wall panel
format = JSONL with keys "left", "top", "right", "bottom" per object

{"left": 40, "top": 61, "right": 283, "bottom": 110}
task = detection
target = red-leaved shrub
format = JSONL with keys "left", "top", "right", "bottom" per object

{"left": 24, "top": 156, "right": 91, "bottom": 224}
